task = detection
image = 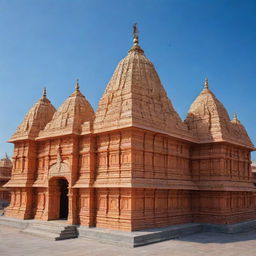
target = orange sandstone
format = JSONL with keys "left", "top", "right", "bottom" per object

{"left": 4, "top": 29, "right": 256, "bottom": 231}
{"left": 0, "top": 154, "right": 12, "bottom": 204}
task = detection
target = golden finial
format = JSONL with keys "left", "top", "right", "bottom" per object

{"left": 132, "top": 23, "right": 139, "bottom": 45}
{"left": 232, "top": 112, "right": 240, "bottom": 124}
{"left": 43, "top": 87, "right": 47, "bottom": 98}
{"left": 75, "top": 79, "right": 80, "bottom": 92}
{"left": 204, "top": 77, "right": 209, "bottom": 89}
{"left": 129, "top": 23, "right": 144, "bottom": 54}
{"left": 234, "top": 112, "right": 239, "bottom": 122}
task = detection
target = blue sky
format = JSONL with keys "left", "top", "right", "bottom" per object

{"left": 0, "top": 0, "right": 255, "bottom": 158}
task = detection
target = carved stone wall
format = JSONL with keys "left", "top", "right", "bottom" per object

{"left": 4, "top": 127, "right": 256, "bottom": 230}
{"left": 192, "top": 191, "right": 256, "bottom": 224}
{"left": 95, "top": 188, "right": 132, "bottom": 230}
{"left": 191, "top": 143, "right": 253, "bottom": 190}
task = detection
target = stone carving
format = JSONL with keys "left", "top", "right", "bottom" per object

{"left": 48, "top": 146, "right": 70, "bottom": 177}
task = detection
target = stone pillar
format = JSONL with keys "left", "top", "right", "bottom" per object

{"left": 19, "top": 187, "right": 34, "bottom": 219}
{"left": 68, "top": 187, "right": 78, "bottom": 224}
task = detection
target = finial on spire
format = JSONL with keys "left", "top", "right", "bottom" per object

{"left": 43, "top": 87, "right": 47, "bottom": 98}
{"left": 132, "top": 23, "right": 139, "bottom": 45}
{"left": 75, "top": 79, "right": 80, "bottom": 92}
{"left": 204, "top": 77, "right": 209, "bottom": 89}
{"left": 234, "top": 112, "right": 239, "bottom": 122}
{"left": 129, "top": 23, "right": 144, "bottom": 54}
{"left": 232, "top": 112, "right": 240, "bottom": 124}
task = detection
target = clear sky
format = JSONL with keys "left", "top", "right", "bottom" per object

{"left": 0, "top": 0, "right": 255, "bottom": 159}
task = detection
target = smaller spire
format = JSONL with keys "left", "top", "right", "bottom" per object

{"left": 43, "top": 87, "right": 47, "bottom": 98}
{"left": 204, "top": 77, "right": 209, "bottom": 89}
{"left": 75, "top": 79, "right": 80, "bottom": 92}
{"left": 5, "top": 152, "right": 9, "bottom": 159}
{"left": 232, "top": 112, "right": 240, "bottom": 124}
{"left": 234, "top": 112, "right": 238, "bottom": 120}
{"left": 71, "top": 79, "right": 83, "bottom": 97}
{"left": 40, "top": 87, "right": 50, "bottom": 103}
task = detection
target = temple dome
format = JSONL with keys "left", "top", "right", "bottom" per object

{"left": 0, "top": 153, "right": 12, "bottom": 168}
{"left": 185, "top": 79, "right": 253, "bottom": 148}
{"left": 9, "top": 89, "right": 56, "bottom": 142}
{"left": 38, "top": 80, "right": 95, "bottom": 139}
{"left": 93, "top": 36, "right": 194, "bottom": 141}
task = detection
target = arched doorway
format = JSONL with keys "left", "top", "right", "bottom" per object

{"left": 48, "top": 177, "right": 69, "bottom": 220}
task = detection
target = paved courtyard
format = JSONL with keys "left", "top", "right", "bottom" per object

{"left": 0, "top": 225, "right": 256, "bottom": 256}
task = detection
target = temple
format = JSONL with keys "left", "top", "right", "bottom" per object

{"left": 0, "top": 154, "right": 12, "bottom": 207}
{"left": 4, "top": 27, "right": 256, "bottom": 231}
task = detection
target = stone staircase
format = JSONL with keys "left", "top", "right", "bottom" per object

{"left": 21, "top": 221, "right": 79, "bottom": 240}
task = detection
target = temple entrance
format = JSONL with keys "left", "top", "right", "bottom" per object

{"left": 48, "top": 177, "right": 69, "bottom": 220}
{"left": 59, "top": 179, "right": 68, "bottom": 219}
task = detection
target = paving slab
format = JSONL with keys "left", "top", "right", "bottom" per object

{"left": 1, "top": 225, "right": 256, "bottom": 256}
{"left": 1, "top": 216, "right": 256, "bottom": 247}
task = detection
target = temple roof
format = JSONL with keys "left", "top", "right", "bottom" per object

{"left": 185, "top": 79, "right": 253, "bottom": 148}
{"left": 93, "top": 34, "right": 194, "bottom": 141}
{"left": 9, "top": 89, "right": 56, "bottom": 142}
{"left": 38, "top": 80, "right": 95, "bottom": 139}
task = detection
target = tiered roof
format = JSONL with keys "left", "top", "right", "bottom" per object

{"left": 185, "top": 79, "right": 253, "bottom": 148}
{"left": 9, "top": 89, "right": 56, "bottom": 142}
{"left": 38, "top": 80, "right": 95, "bottom": 139}
{"left": 93, "top": 34, "right": 194, "bottom": 141}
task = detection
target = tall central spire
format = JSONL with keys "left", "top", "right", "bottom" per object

{"left": 94, "top": 25, "right": 193, "bottom": 141}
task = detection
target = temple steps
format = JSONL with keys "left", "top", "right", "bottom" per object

{"left": 1, "top": 216, "right": 256, "bottom": 247}
{"left": 21, "top": 221, "right": 79, "bottom": 240}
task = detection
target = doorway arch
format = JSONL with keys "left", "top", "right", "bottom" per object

{"left": 48, "top": 177, "right": 69, "bottom": 220}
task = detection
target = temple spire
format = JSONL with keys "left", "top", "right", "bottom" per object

{"left": 232, "top": 112, "right": 240, "bottom": 124}
{"left": 204, "top": 77, "right": 209, "bottom": 89}
{"left": 43, "top": 87, "right": 47, "bottom": 98}
{"left": 75, "top": 79, "right": 80, "bottom": 92}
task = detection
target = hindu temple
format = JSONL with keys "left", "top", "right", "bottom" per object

{"left": 4, "top": 27, "right": 256, "bottom": 232}
{"left": 0, "top": 154, "right": 12, "bottom": 207}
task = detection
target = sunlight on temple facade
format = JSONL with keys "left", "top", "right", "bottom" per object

{"left": 4, "top": 27, "right": 256, "bottom": 231}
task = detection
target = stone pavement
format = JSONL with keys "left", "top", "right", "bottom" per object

{"left": 1, "top": 225, "right": 256, "bottom": 256}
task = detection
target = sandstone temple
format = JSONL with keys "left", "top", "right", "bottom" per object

{"left": 4, "top": 29, "right": 256, "bottom": 232}
{"left": 0, "top": 154, "right": 12, "bottom": 206}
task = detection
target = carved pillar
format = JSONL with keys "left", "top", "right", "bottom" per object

{"left": 67, "top": 187, "right": 78, "bottom": 224}
{"left": 20, "top": 187, "right": 34, "bottom": 219}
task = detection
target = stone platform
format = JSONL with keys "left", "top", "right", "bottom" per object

{"left": 1, "top": 216, "right": 256, "bottom": 247}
